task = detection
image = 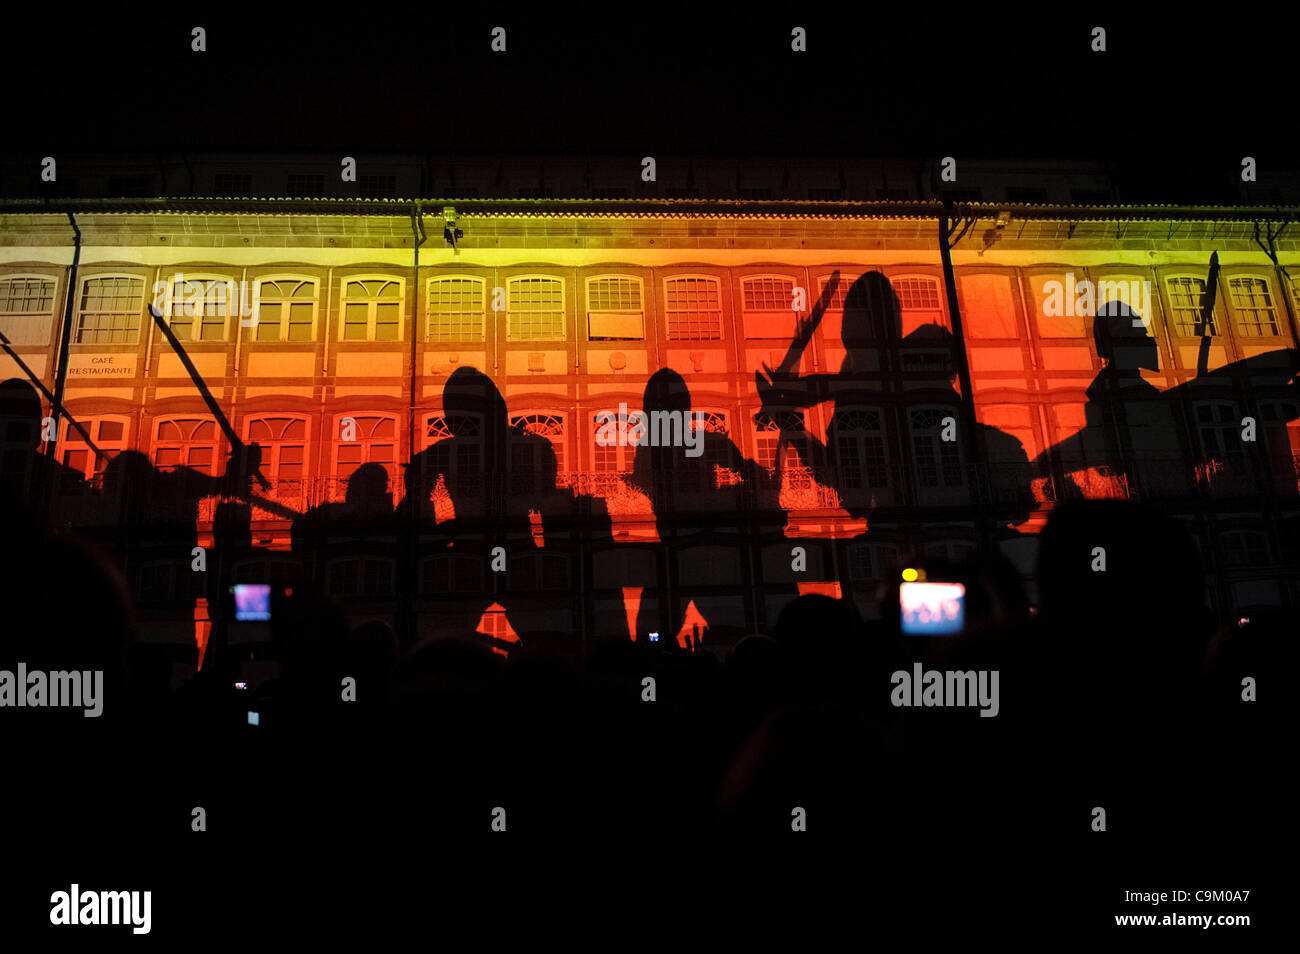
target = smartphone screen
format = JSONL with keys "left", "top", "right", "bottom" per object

{"left": 900, "top": 581, "right": 965, "bottom": 635}
{"left": 232, "top": 583, "right": 272, "bottom": 621}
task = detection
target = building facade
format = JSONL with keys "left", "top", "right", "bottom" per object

{"left": 2, "top": 198, "right": 1298, "bottom": 661}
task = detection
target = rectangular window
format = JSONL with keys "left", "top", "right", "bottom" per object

{"left": 1227, "top": 276, "right": 1280, "bottom": 336}
{"left": 743, "top": 276, "right": 798, "bottom": 339}
{"left": 507, "top": 277, "right": 565, "bottom": 341}
{"left": 0, "top": 277, "right": 55, "bottom": 314}
{"left": 76, "top": 277, "right": 143, "bottom": 345}
{"left": 0, "top": 276, "right": 57, "bottom": 346}
{"left": 587, "top": 277, "right": 644, "bottom": 339}
{"left": 61, "top": 418, "right": 128, "bottom": 482}
{"left": 359, "top": 175, "right": 397, "bottom": 198}
{"left": 893, "top": 276, "right": 946, "bottom": 335}
{"left": 287, "top": 174, "right": 325, "bottom": 197}
{"left": 213, "top": 173, "right": 252, "bottom": 196}
{"left": 910, "top": 409, "right": 963, "bottom": 488}
{"left": 1166, "top": 277, "right": 1218, "bottom": 336}
{"left": 428, "top": 277, "right": 485, "bottom": 341}
{"left": 664, "top": 277, "right": 722, "bottom": 340}
{"left": 755, "top": 411, "right": 806, "bottom": 473}
{"left": 255, "top": 279, "right": 316, "bottom": 342}
{"left": 341, "top": 279, "right": 402, "bottom": 341}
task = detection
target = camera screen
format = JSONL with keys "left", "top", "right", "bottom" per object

{"left": 900, "top": 581, "right": 965, "bottom": 635}
{"left": 233, "top": 583, "right": 272, "bottom": 622}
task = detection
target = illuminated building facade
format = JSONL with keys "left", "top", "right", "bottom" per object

{"left": 2, "top": 192, "right": 1298, "bottom": 660}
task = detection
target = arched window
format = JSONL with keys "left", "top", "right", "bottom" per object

{"left": 246, "top": 416, "right": 309, "bottom": 487}
{"left": 832, "top": 408, "right": 889, "bottom": 489}
{"left": 754, "top": 410, "right": 807, "bottom": 474}
{"left": 510, "top": 413, "right": 565, "bottom": 493}
{"left": 909, "top": 408, "right": 963, "bottom": 489}
{"left": 254, "top": 278, "right": 317, "bottom": 342}
{"left": 335, "top": 415, "right": 398, "bottom": 485}
{"left": 154, "top": 418, "right": 220, "bottom": 475}
{"left": 341, "top": 277, "right": 403, "bottom": 341}
{"left": 167, "top": 274, "right": 235, "bottom": 341}
{"left": 424, "top": 413, "right": 482, "bottom": 496}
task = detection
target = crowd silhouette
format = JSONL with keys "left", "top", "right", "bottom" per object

{"left": 0, "top": 270, "right": 1292, "bottom": 931}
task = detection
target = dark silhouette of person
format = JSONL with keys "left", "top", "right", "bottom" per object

{"left": 622, "top": 368, "right": 772, "bottom": 647}
{"left": 94, "top": 443, "right": 258, "bottom": 667}
{"left": 291, "top": 461, "right": 396, "bottom": 580}
{"left": 398, "top": 367, "right": 573, "bottom": 655}
{"left": 756, "top": 271, "right": 1033, "bottom": 532}
{"left": 0, "top": 377, "right": 87, "bottom": 523}
{"left": 1025, "top": 499, "right": 1217, "bottom": 838}
{"left": 1032, "top": 301, "right": 1188, "bottom": 500}
{"left": 1036, "top": 300, "right": 1300, "bottom": 502}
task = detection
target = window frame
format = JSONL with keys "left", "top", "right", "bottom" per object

{"left": 332, "top": 412, "right": 400, "bottom": 491}
{"left": 58, "top": 415, "right": 131, "bottom": 481}
{"left": 505, "top": 274, "right": 567, "bottom": 342}
{"left": 74, "top": 274, "right": 146, "bottom": 346}
{"left": 585, "top": 274, "right": 645, "bottom": 340}
{"left": 662, "top": 274, "right": 724, "bottom": 341}
{"left": 1163, "top": 273, "right": 1223, "bottom": 338}
{"left": 338, "top": 275, "right": 406, "bottom": 343}
{"left": 152, "top": 415, "right": 223, "bottom": 475}
{"left": 1223, "top": 272, "right": 1283, "bottom": 338}
{"left": 426, "top": 275, "right": 487, "bottom": 342}
{"left": 0, "top": 274, "right": 58, "bottom": 318}
{"left": 243, "top": 414, "right": 311, "bottom": 483}
{"left": 165, "top": 272, "right": 237, "bottom": 343}
{"left": 251, "top": 275, "right": 319, "bottom": 343}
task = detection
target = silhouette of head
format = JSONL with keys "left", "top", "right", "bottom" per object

{"left": 643, "top": 368, "right": 691, "bottom": 415}
{"left": 900, "top": 323, "right": 958, "bottom": 386}
{"left": 346, "top": 461, "right": 390, "bottom": 503}
{"left": 1093, "top": 302, "right": 1157, "bottom": 372}
{"left": 101, "top": 449, "right": 155, "bottom": 496}
{"left": 0, "top": 378, "right": 42, "bottom": 450}
{"left": 841, "top": 271, "right": 902, "bottom": 345}
{"left": 441, "top": 366, "right": 506, "bottom": 428}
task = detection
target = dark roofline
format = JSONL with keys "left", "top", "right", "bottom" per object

{"left": 1, "top": 197, "right": 1297, "bottom": 222}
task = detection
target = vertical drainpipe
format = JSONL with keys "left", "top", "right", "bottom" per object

{"left": 45, "top": 212, "right": 82, "bottom": 518}
{"left": 405, "top": 203, "right": 427, "bottom": 647}
{"left": 937, "top": 200, "right": 993, "bottom": 556}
